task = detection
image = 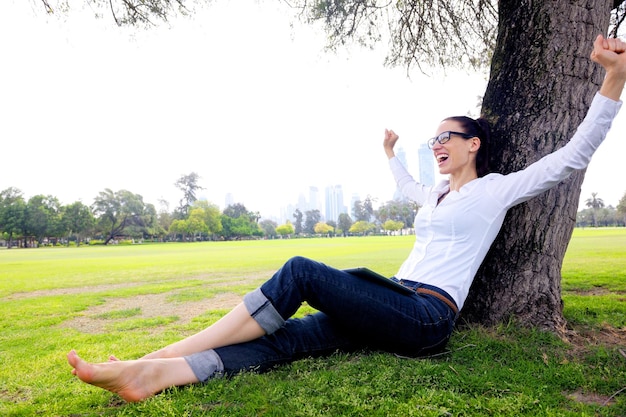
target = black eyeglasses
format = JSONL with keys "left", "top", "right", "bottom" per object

{"left": 427, "top": 131, "right": 475, "bottom": 149}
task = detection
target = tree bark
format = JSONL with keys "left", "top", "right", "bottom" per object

{"left": 461, "top": 0, "right": 612, "bottom": 332}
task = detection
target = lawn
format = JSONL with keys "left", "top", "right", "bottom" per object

{"left": 0, "top": 231, "right": 625, "bottom": 416}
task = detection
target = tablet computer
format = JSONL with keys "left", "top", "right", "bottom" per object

{"left": 343, "top": 267, "right": 414, "bottom": 294}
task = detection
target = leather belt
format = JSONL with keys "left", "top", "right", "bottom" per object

{"left": 415, "top": 288, "right": 459, "bottom": 315}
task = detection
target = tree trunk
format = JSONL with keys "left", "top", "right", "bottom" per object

{"left": 461, "top": 0, "right": 612, "bottom": 332}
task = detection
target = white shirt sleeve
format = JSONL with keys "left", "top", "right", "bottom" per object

{"left": 388, "top": 156, "right": 433, "bottom": 205}
{"left": 485, "top": 93, "right": 622, "bottom": 209}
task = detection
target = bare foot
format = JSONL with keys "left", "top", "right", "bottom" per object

{"left": 67, "top": 350, "right": 160, "bottom": 402}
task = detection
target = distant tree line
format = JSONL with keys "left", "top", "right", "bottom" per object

{"left": 576, "top": 192, "right": 626, "bottom": 227}
{"left": 0, "top": 184, "right": 263, "bottom": 247}
{"left": 3, "top": 173, "right": 622, "bottom": 248}
{"left": 0, "top": 174, "right": 421, "bottom": 248}
{"left": 283, "top": 196, "right": 419, "bottom": 239}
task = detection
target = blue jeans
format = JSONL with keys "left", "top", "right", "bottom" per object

{"left": 189, "top": 256, "right": 457, "bottom": 379}
{"left": 186, "top": 257, "right": 456, "bottom": 381}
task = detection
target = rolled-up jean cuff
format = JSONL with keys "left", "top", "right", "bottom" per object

{"left": 184, "top": 349, "right": 224, "bottom": 382}
{"left": 243, "top": 287, "right": 285, "bottom": 334}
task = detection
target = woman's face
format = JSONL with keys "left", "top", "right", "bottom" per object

{"left": 431, "top": 120, "right": 479, "bottom": 176}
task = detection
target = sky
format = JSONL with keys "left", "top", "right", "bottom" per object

{"left": 1, "top": 0, "right": 624, "bottom": 221}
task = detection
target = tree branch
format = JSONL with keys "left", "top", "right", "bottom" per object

{"left": 109, "top": 0, "right": 120, "bottom": 25}
{"left": 40, "top": 0, "right": 54, "bottom": 14}
{"left": 610, "top": 0, "right": 626, "bottom": 38}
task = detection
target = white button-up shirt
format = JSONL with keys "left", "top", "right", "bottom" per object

{"left": 390, "top": 93, "right": 622, "bottom": 309}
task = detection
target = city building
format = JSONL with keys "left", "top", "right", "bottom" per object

{"left": 224, "top": 192, "right": 234, "bottom": 208}
{"left": 309, "top": 186, "right": 320, "bottom": 213}
{"left": 418, "top": 143, "right": 435, "bottom": 186}
{"left": 324, "top": 185, "right": 347, "bottom": 223}
{"left": 350, "top": 193, "right": 360, "bottom": 218}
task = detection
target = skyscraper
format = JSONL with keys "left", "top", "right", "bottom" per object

{"left": 350, "top": 193, "right": 360, "bottom": 218}
{"left": 324, "top": 185, "right": 346, "bottom": 223}
{"left": 224, "top": 193, "right": 235, "bottom": 208}
{"left": 309, "top": 186, "right": 320, "bottom": 212}
{"left": 418, "top": 143, "right": 435, "bottom": 186}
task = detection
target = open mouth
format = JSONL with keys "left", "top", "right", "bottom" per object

{"left": 436, "top": 153, "right": 449, "bottom": 164}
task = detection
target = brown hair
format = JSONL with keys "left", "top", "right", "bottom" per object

{"left": 443, "top": 116, "right": 491, "bottom": 177}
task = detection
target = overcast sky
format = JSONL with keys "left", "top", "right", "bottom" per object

{"left": 1, "top": 0, "right": 624, "bottom": 220}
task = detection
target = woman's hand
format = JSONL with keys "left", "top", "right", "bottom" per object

{"left": 591, "top": 34, "right": 626, "bottom": 101}
{"left": 383, "top": 129, "right": 399, "bottom": 159}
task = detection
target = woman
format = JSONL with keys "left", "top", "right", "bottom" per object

{"left": 68, "top": 35, "right": 626, "bottom": 402}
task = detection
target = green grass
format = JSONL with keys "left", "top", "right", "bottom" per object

{"left": 562, "top": 228, "right": 626, "bottom": 328}
{"left": 0, "top": 232, "right": 625, "bottom": 416}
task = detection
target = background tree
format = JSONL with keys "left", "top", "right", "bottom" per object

{"left": 249, "top": 210, "right": 261, "bottom": 224}
{"left": 61, "top": 201, "right": 95, "bottom": 246}
{"left": 352, "top": 200, "right": 368, "bottom": 222}
{"left": 192, "top": 200, "right": 223, "bottom": 238}
{"left": 585, "top": 192, "right": 605, "bottom": 227}
{"left": 314, "top": 221, "right": 334, "bottom": 236}
{"left": 618, "top": 191, "right": 626, "bottom": 224}
{"left": 25, "top": 195, "right": 63, "bottom": 244}
{"left": 92, "top": 189, "right": 153, "bottom": 244}
{"left": 576, "top": 206, "right": 622, "bottom": 227}
{"left": 186, "top": 207, "right": 209, "bottom": 240}
{"left": 376, "top": 200, "right": 417, "bottom": 229}
{"left": 292, "top": 209, "right": 303, "bottom": 236}
{"left": 352, "top": 196, "right": 376, "bottom": 222}
{"left": 174, "top": 172, "right": 204, "bottom": 219}
{"left": 156, "top": 213, "right": 173, "bottom": 241}
{"left": 596, "top": 206, "right": 617, "bottom": 227}
{"left": 349, "top": 220, "right": 375, "bottom": 236}
{"left": 576, "top": 209, "right": 593, "bottom": 228}
{"left": 260, "top": 219, "right": 278, "bottom": 239}
{"left": 276, "top": 221, "right": 295, "bottom": 238}
{"left": 132, "top": 203, "right": 160, "bottom": 239}
{"left": 220, "top": 216, "right": 262, "bottom": 240}
{"left": 223, "top": 203, "right": 249, "bottom": 219}
{"left": 304, "top": 209, "right": 321, "bottom": 234}
{"left": 166, "top": 201, "right": 221, "bottom": 242}
{"left": 168, "top": 218, "right": 187, "bottom": 241}
{"left": 156, "top": 199, "right": 174, "bottom": 241}
{"left": 220, "top": 203, "right": 262, "bottom": 240}
{"left": 382, "top": 219, "right": 404, "bottom": 235}
{"left": 337, "top": 212, "right": 353, "bottom": 237}
{"left": 0, "top": 188, "right": 26, "bottom": 248}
